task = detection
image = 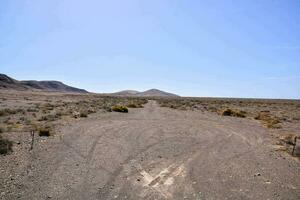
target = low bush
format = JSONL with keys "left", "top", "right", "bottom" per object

{"left": 0, "top": 136, "right": 13, "bottom": 155}
{"left": 220, "top": 109, "right": 246, "bottom": 118}
{"left": 80, "top": 112, "right": 88, "bottom": 118}
{"left": 254, "top": 112, "right": 281, "bottom": 129}
{"left": 280, "top": 134, "right": 297, "bottom": 145}
{"left": 87, "top": 109, "right": 96, "bottom": 114}
{"left": 112, "top": 105, "right": 128, "bottom": 113}
{"left": 0, "top": 108, "right": 17, "bottom": 116}
{"left": 38, "top": 114, "right": 60, "bottom": 121}
{"left": 38, "top": 127, "right": 52, "bottom": 137}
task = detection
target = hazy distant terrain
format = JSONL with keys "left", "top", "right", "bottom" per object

{"left": 110, "top": 89, "right": 179, "bottom": 97}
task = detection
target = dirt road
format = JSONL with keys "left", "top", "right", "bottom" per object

{"left": 9, "top": 101, "right": 300, "bottom": 199}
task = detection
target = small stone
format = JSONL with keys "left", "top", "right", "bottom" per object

{"left": 265, "top": 180, "right": 271, "bottom": 184}
{"left": 254, "top": 173, "right": 261, "bottom": 177}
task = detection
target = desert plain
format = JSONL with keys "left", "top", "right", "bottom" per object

{"left": 0, "top": 89, "right": 300, "bottom": 200}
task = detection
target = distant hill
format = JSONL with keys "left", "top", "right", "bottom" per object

{"left": 111, "top": 89, "right": 179, "bottom": 97}
{"left": 0, "top": 73, "right": 88, "bottom": 93}
{"left": 0, "top": 74, "right": 28, "bottom": 90}
{"left": 137, "top": 89, "right": 179, "bottom": 97}
{"left": 111, "top": 90, "right": 140, "bottom": 96}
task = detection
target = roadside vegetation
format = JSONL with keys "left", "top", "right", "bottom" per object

{"left": 220, "top": 108, "right": 246, "bottom": 118}
{"left": 0, "top": 93, "right": 148, "bottom": 154}
{"left": 112, "top": 105, "right": 129, "bottom": 113}
{"left": 156, "top": 97, "right": 300, "bottom": 157}
{"left": 156, "top": 97, "right": 300, "bottom": 128}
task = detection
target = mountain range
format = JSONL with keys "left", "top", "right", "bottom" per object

{"left": 110, "top": 89, "right": 179, "bottom": 97}
{"left": 0, "top": 73, "right": 88, "bottom": 93}
{"left": 0, "top": 73, "right": 179, "bottom": 96}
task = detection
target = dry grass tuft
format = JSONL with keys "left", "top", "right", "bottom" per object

{"left": 254, "top": 112, "right": 281, "bottom": 129}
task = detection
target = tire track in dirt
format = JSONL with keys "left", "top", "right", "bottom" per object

{"left": 17, "top": 100, "right": 300, "bottom": 200}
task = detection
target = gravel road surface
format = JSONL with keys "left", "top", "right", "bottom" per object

{"left": 4, "top": 101, "right": 300, "bottom": 200}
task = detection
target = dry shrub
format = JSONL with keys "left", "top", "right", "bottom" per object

{"left": 255, "top": 112, "right": 281, "bottom": 128}
{"left": 38, "top": 126, "right": 53, "bottom": 137}
{"left": 0, "top": 136, "right": 13, "bottom": 155}
{"left": 170, "top": 105, "right": 179, "bottom": 109}
{"left": 0, "top": 108, "right": 24, "bottom": 116}
{"left": 38, "top": 114, "right": 60, "bottom": 121}
{"left": 278, "top": 134, "right": 300, "bottom": 157}
{"left": 112, "top": 105, "right": 128, "bottom": 113}
{"left": 220, "top": 108, "right": 246, "bottom": 118}
{"left": 292, "top": 116, "right": 300, "bottom": 121}
{"left": 87, "top": 109, "right": 96, "bottom": 114}
{"left": 208, "top": 106, "right": 218, "bottom": 113}
{"left": 279, "top": 134, "right": 297, "bottom": 145}
{"left": 80, "top": 112, "right": 88, "bottom": 118}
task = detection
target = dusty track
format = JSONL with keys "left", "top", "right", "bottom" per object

{"left": 12, "top": 101, "right": 300, "bottom": 199}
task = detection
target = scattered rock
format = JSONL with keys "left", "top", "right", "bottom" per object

{"left": 254, "top": 173, "right": 261, "bottom": 177}
{"left": 265, "top": 180, "right": 271, "bottom": 184}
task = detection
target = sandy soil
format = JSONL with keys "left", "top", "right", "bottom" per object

{"left": 1, "top": 100, "right": 300, "bottom": 200}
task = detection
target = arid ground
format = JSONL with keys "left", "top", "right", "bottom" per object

{"left": 1, "top": 91, "right": 300, "bottom": 200}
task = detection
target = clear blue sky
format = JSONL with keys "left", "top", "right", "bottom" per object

{"left": 1, "top": 0, "right": 300, "bottom": 98}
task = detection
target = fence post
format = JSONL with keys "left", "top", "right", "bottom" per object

{"left": 30, "top": 130, "right": 35, "bottom": 150}
{"left": 292, "top": 136, "right": 297, "bottom": 156}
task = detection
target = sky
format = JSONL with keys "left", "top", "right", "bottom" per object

{"left": 0, "top": 0, "right": 300, "bottom": 99}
